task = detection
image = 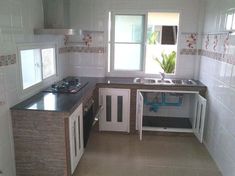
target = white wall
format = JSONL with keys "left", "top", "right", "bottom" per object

{"left": 0, "top": 0, "right": 69, "bottom": 175}
{"left": 199, "top": 0, "right": 235, "bottom": 175}
{"left": 68, "top": 0, "right": 205, "bottom": 78}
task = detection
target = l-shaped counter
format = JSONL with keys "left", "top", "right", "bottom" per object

{"left": 10, "top": 77, "right": 207, "bottom": 176}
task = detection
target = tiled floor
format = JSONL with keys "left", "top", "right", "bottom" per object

{"left": 74, "top": 131, "right": 221, "bottom": 176}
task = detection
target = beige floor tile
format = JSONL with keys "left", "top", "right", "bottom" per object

{"left": 73, "top": 132, "right": 221, "bottom": 176}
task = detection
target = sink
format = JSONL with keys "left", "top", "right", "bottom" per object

{"left": 171, "top": 79, "right": 183, "bottom": 84}
{"left": 172, "top": 79, "right": 197, "bottom": 85}
{"left": 156, "top": 79, "right": 172, "bottom": 84}
{"left": 144, "top": 78, "right": 156, "bottom": 84}
{"left": 133, "top": 78, "right": 156, "bottom": 84}
{"left": 183, "top": 79, "right": 197, "bottom": 85}
{"left": 133, "top": 78, "right": 173, "bottom": 85}
{"left": 134, "top": 78, "right": 197, "bottom": 85}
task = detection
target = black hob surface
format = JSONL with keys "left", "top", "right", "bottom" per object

{"left": 43, "top": 77, "right": 88, "bottom": 94}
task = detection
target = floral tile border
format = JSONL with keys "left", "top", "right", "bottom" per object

{"left": 59, "top": 46, "right": 105, "bottom": 54}
{"left": 200, "top": 49, "right": 235, "bottom": 65}
{"left": 59, "top": 44, "right": 234, "bottom": 65}
{"left": 200, "top": 49, "right": 224, "bottom": 61}
{"left": 180, "top": 49, "right": 198, "bottom": 55}
{"left": 0, "top": 54, "right": 16, "bottom": 67}
{"left": 180, "top": 48, "right": 235, "bottom": 65}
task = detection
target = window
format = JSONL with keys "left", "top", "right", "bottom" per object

{"left": 19, "top": 44, "right": 56, "bottom": 90}
{"left": 109, "top": 14, "right": 145, "bottom": 71}
{"left": 41, "top": 48, "right": 56, "bottom": 79}
{"left": 225, "top": 9, "right": 235, "bottom": 31}
{"left": 145, "top": 13, "right": 179, "bottom": 74}
{"left": 108, "top": 12, "right": 179, "bottom": 75}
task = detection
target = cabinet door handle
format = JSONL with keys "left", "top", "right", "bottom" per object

{"left": 78, "top": 116, "right": 81, "bottom": 150}
{"left": 73, "top": 121, "right": 77, "bottom": 157}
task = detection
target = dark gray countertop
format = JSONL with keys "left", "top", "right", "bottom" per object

{"left": 11, "top": 77, "right": 207, "bottom": 113}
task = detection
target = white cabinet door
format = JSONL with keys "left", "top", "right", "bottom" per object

{"left": 193, "top": 94, "right": 207, "bottom": 143}
{"left": 135, "top": 90, "right": 207, "bottom": 142}
{"left": 99, "top": 88, "right": 130, "bottom": 132}
{"left": 69, "top": 104, "right": 84, "bottom": 174}
{"left": 136, "top": 91, "right": 144, "bottom": 140}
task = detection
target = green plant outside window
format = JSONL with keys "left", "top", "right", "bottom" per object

{"left": 155, "top": 51, "right": 176, "bottom": 73}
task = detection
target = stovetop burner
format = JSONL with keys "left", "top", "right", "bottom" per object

{"left": 43, "top": 77, "right": 88, "bottom": 94}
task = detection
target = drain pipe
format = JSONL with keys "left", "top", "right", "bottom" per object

{"left": 144, "top": 93, "right": 183, "bottom": 112}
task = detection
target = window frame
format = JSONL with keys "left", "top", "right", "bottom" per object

{"left": 110, "top": 13, "right": 146, "bottom": 72}
{"left": 18, "top": 43, "right": 57, "bottom": 93}
{"left": 107, "top": 11, "right": 181, "bottom": 77}
{"left": 109, "top": 12, "right": 147, "bottom": 76}
{"left": 225, "top": 9, "right": 235, "bottom": 31}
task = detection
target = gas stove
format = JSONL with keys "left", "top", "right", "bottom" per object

{"left": 43, "top": 77, "right": 88, "bottom": 94}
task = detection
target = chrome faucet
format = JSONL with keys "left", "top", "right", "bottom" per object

{"left": 160, "top": 72, "right": 165, "bottom": 81}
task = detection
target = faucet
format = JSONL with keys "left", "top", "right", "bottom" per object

{"left": 160, "top": 72, "right": 165, "bottom": 81}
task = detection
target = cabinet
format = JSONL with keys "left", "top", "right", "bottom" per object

{"left": 136, "top": 90, "right": 207, "bottom": 143}
{"left": 99, "top": 88, "right": 130, "bottom": 132}
{"left": 69, "top": 104, "right": 84, "bottom": 174}
{"left": 193, "top": 95, "right": 207, "bottom": 142}
{"left": 11, "top": 104, "right": 85, "bottom": 176}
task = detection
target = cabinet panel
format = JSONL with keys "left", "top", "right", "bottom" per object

{"left": 99, "top": 88, "right": 130, "bottom": 132}
{"left": 136, "top": 91, "right": 144, "bottom": 140}
{"left": 193, "top": 95, "right": 207, "bottom": 143}
{"left": 136, "top": 89, "right": 207, "bottom": 143}
{"left": 117, "top": 96, "right": 123, "bottom": 122}
{"left": 69, "top": 104, "right": 84, "bottom": 174}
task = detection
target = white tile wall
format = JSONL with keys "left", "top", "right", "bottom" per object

{"left": 68, "top": 52, "right": 106, "bottom": 77}
{"left": 1, "top": 0, "right": 234, "bottom": 176}
{"left": 199, "top": 1, "right": 235, "bottom": 175}
{"left": 0, "top": 69, "right": 15, "bottom": 176}
{"left": 0, "top": 1, "right": 69, "bottom": 176}
{"left": 175, "top": 55, "right": 197, "bottom": 79}
{"left": 69, "top": 0, "right": 204, "bottom": 78}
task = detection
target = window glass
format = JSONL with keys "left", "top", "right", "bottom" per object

{"left": 42, "top": 48, "right": 56, "bottom": 79}
{"left": 232, "top": 13, "right": 235, "bottom": 30}
{"left": 226, "top": 13, "right": 233, "bottom": 30}
{"left": 20, "top": 49, "right": 42, "bottom": 89}
{"left": 109, "top": 12, "right": 179, "bottom": 75}
{"left": 145, "top": 12, "right": 179, "bottom": 74}
{"left": 113, "top": 15, "right": 144, "bottom": 71}
{"left": 114, "top": 44, "right": 142, "bottom": 70}
{"left": 115, "top": 15, "right": 144, "bottom": 43}
{"left": 19, "top": 45, "right": 56, "bottom": 90}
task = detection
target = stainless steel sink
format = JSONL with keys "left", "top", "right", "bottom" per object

{"left": 171, "top": 79, "right": 182, "bottom": 84}
{"left": 133, "top": 78, "right": 156, "bottom": 84}
{"left": 183, "top": 79, "right": 197, "bottom": 85}
{"left": 134, "top": 78, "right": 198, "bottom": 86}
{"left": 156, "top": 79, "right": 172, "bottom": 84}
{"left": 133, "top": 78, "right": 173, "bottom": 85}
{"left": 171, "top": 79, "right": 197, "bottom": 85}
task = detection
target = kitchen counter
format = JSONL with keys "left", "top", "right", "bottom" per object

{"left": 10, "top": 77, "right": 207, "bottom": 176}
{"left": 11, "top": 77, "right": 100, "bottom": 113}
{"left": 11, "top": 77, "right": 207, "bottom": 113}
